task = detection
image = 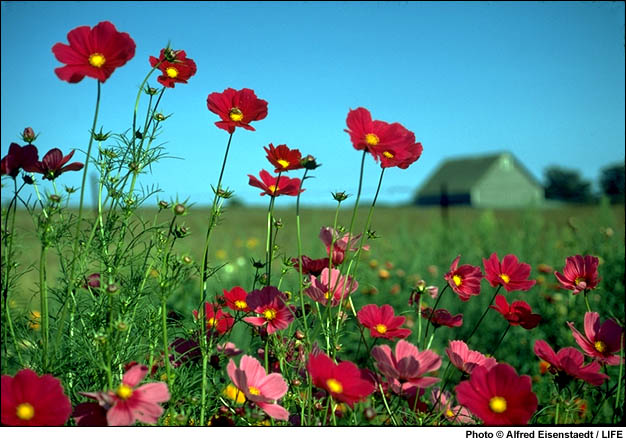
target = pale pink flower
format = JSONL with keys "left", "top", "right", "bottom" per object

{"left": 319, "top": 226, "right": 369, "bottom": 265}
{"left": 446, "top": 340, "right": 497, "bottom": 375}
{"left": 431, "top": 388, "right": 474, "bottom": 424}
{"left": 217, "top": 342, "right": 243, "bottom": 357}
{"left": 305, "top": 268, "right": 358, "bottom": 306}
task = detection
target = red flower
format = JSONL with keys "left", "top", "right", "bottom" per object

{"left": 444, "top": 255, "right": 483, "bottom": 301}
{"left": 533, "top": 340, "right": 609, "bottom": 386}
{"left": 456, "top": 363, "right": 538, "bottom": 425}
{"left": 490, "top": 295, "right": 541, "bottom": 329}
{"left": 358, "top": 304, "right": 411, "bottom": 340}
{"left": 291, "top": 255, "right": 328, "bottom": 277}
{"left": 222, "top": 286, "right": 251, "bottom": 312}
{"left": 52, "top": 21, "right": 136, "bottom": 83}
{"left": 307, "top": 352, "right": 375, "bottom": 407}
{"left": 305, "top": 268, "right": 358, "bottom": 307}
{"left": 207, "top": 88, "right": 268, "bottom": 133}
{"left": 319, "top": 226, "right": 369, "bottom": 265}
{"left": 244, "top": 286, "right": 294, "bottom": 334}
{"left": 421, "top": 307, "right": 463, "bottom": 328}
{"left": 248, "top": 169, "right": 303, "bottom": 197}
{"left": 1, "top": 369, "right": 72, "bottom": 426}
{"left": 446, "top": 340, "right": 497, "bottom": 375}
{"left": 554, "top": 255, "right": 600, "bottom": 294}
{"left": 1, "top": 143, "right": 39, "bottom": 179}
{"left": 193, "top": 303, "right": 234, "bottom": 335}
{"left": 149, "top": 48, "right": 197, "bottom": 88}
{"left": 264, "top": 143, "right": 303, "bottom": 173}
{"left": 483, "top": 252, "right": 536, "bottom": 292}
{"left": 26, "top": 148, "right": 84, "bottom": 180}
{"left": 567, "top": 312, "right": 624, "bottom": 366}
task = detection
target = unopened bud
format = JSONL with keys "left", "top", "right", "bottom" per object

{"left": 295, "top": 330, "right": 305, "bottom": 340}
{"left": 116, "top": 321, "right": 128, "bottom": 332}
{"left": 106, "top": 283, "right": 119, "bottom": 294}
{"left": 22, "top": 127, "right": 37, "bottom": 143}
{"left": 154, "top": 112, "right": 169, "bottom": 122}
{"left": 174, "top": 203, "right": 186, "bottom": 215}
{"left": 158, "top": 200, "right": 169, "bottom": 210}
{"left": 22, "top": 174, "right": 34, "bottom": 185}
{"left": 301, "top": 154, "right": 320, "bottom": 170}
{"left": 49, "top": 194, "right": 61, "bottom": 203}
{"left": 331, "top": 191, "right": 349, "bottom": 202}
{"left": 174, "top": 225, "right": 190, "bottom": 238}
{"left": 163, "top": 48, "right": 178, "bottom": 62}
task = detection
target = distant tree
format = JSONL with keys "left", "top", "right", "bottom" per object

{"left": 599, "top": 162, "right": 625, "bottom": 203}
{"left": 544, "top": 166, "right": 592, "bottom": 203}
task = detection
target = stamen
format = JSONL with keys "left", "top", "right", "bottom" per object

{"left": 116, "top": 384, "right": 133, "bottom": 400}
{"left": 326, "top": 378, "right": 343, "bottom": 394}
{"left": 263, "top": 309, "right": 277, "bottom": 320}
{"left": 88, "top": 53, "right": 106, "bottom": 68}
{"left": 166, "top": 67, "right": 179, "bottom": 78}
{"left": 452, "top": 275, "right": 463, "bottom": 286}
{"left": 375, "top": 324, "right": 388, "bottom": 334}
{"left": 489, "top": 396, "right": 507, "bottom": 413}
{"left": 364, "top": 133, "right": 380, "bottom": 146}
{"left": 16, "top": 403, "right": 35, "bottom": 420}
{"left": 229, "top": 107, "right": 244, "bottom": 121}
{"left": 499, "top": 274, "right": 511, "bottom": 284}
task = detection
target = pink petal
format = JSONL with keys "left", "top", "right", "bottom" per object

{"left": 122, "top": 364, "right": 148, "bottom": 387}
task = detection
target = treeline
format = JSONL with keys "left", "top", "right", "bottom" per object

{"left": 544, "top": 162, "right": 625, "bottom": 204}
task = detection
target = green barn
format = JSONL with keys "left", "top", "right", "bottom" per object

{"left": 414, "top": 152, "right": 545, "bottom": 208}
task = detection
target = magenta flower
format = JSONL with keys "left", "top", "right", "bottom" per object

{"left": 444, "top": 255, "right": 483, "bottom": 301}
{"left": 291, "top": 255, "right": 328, "bottom": 277}
{"left": 1, "top": 143, "right": 39, "bottom": 179}
{"left": 483, "top": 252, "right": 536, "bottom": 292}
{"left": 489, "top": 295, "right": 542, "bottom": 330}
{"left": 358, "top": 304, "right": 411, "bottom": 340}
{"left": 421, "top": 307, "right": 463, "bottom": 328}
{"left": 371, "top": 339, "right": 441, "bottom": 396}
{"left": 244, "top": 286, "right": 294, "bottom": 334}
{"left": 446, "top": 340, "right": 497, "bottom": 375}
{"left": 554, "top": 255, "right": 600, "bottom": 294}
{"left": 567, "top": 312, "right": 623, "bottom": 366}
{"left": 27, "top": 148, "right": 84, "bottom": 180}
{"left": 534, "top": 340, "right": 609, "bottom": 386}
{"left": 305, "top": 268, "right": 358, "bottom": 307}
{"left": 227, "top": 355, "right": 289, "bottom": 421}
{"left": 319, "top": 226, "right": 369, "bottom": 265}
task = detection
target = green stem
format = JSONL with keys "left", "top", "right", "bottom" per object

{"left": 423, "top": 285, "right": 448, "bottom": 347}
{"left": 295, "top": 169, "right": 311, "bottom": 346}
{"left": 379, "top": 383, "right": 398, "bottom": 426}
{"left": 265, "top": 188, "right": 278, "bottom": 286}
{"left": 344, "top": 151, "right": 367, "bottom": 252}
{"left": 465, "top": 285, "right": 502, "bottom": 344}
{"left": 491, "top": 323, "right": 511, "bottom": 358}
{"left": 583, "top": 291, "right": 592, "bottom": 312}
{"left": 161, "top": 296, "right": 172, "bottom": 390}
{"left": 614, "top": 332, "right": 625, "bottom": 423}
{"left": 39, "top": 245, "right": 49, "bottom": 369}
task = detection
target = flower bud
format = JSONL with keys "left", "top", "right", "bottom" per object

{"left": 22, "top": 127, "right": 37, "bottom": 143}
{"left": 144, "top": 85, "right": 159, "bottom": 96}
{"left": 106, "top": 283, "right": 119, "bottom": 294}
{"left": 158, "top": 200, "right": 170, "bottom": 210}
{"left": 154, "top": 112, "right": 169, "bottom": 122}
{"left": 301, "top": 154, "right": 320, "bottom": 170}
{"left": 331, "top": 191, "right": 349, "bottom": 202}
{"left": 174, "top": 203, "right": 186, "bottom": 215}
{"left": 22, "top": 174, "right": 34, "bottom": 185}
{"left": 49, "top": 194, "right": 61, "bottom": 203}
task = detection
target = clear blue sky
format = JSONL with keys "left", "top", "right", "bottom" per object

{"left": 1, "top": 1, "right": 624, "bottom": 207}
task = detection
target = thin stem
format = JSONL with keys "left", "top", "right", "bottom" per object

{"left": 423, "top": 285, "right": 448, "bottom": 347}
{"left": 344, "top": 151, "right": 367, "bottom": 248}
{"left": 295, "top": 169, "right": 310, "bottom": 346}
{"left": 491, "top": 323, "right": 511, "bottom": 358}
{"left": 614, "top": 332, "right": 625, "bottom": 423}
{"left": 379, "top": 383, "right": 398, "bottom": 426}
{"left": 265, "top": 191, "right": 278, "bottom": 286}
{"left": 465, "top": 285, "right": 502, "bottom": 344}
{"left": 39, "top": 245, "right": 49, "bottom": 369}
{"left": 161, "top": 296, "right": 172, "bottom": 390}
{"left": 583, "top": 291, "right": 592, "bottom": 313}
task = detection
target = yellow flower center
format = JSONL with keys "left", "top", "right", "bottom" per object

{"left": 223, "top": 384, "right": 246, "bottom": 404}
{"left": 489, "top": 396, "right": 507, "bottom": 413}
{"left": 267, "top": 185, "right": 279, "bottom": 194}
{"left": 16, "top": 403, "right": 35, "bottom": 420}
{"left": 234, "top": 300, "right": 247, "bottom": 310}
{"left": 574, "top": 277, "right": 586, "bottom": 286}
{"left": 452, "top": 275, "right": 463, "bottom": 286}
{"left": 382, "top": 151, "right": 394, "bottom": 159}
{"left": 229, "top": 107, "right": 244, "bottom": 121}
{"left": 324, "top": 291, "right": 333, "bottom": 299}
{"left": 277, "top": 159, "right": 290, "bottom": 169}
{"left": 88, "top": 53, "right": 106, "bottom": 68}
{"left": 116, "top": 384, "right": 133, "bottom": 400}
{"left": 263, "top": 308, "right": 277, "bottom": 320}
{"left": 326, "top": 378, "right": 343, "bottom": 394}
{"left": 499, "top": 273, "right": 511, "bottom": 284}
{"left": 207, "top": 317, "right": 217, "bottom": 328}
{"left": 446, "top": 409, "right": 455, "bottom": 418}
{"left": 166, "top": 67, "right": 179, "bottom": 78}
{"left": 248, "top": 386, "right": 261, "bottom": 396}
{"left": 375, "top": 323, "right": 388, "bottom": 334}
{"left": 365, "top": 133, "right": 379, "bottom": 146}
{"left": 594, "top": 340, "right": 607, "bottom": 353}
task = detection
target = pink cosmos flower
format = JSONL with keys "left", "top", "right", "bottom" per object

{"left": 371, "top": 339, "right": 441, "bottom": 396}
{"left": 483, "top": 252, "right": 536, "bottom": 292}
{"left": 421, "top": 307, "right": 463, "bottom": 328}
{"left": 431, "top": 388, "right": 474, "bottom": 424}
{"left": 358, "top": 304, "right": 411, "bottom": 340}
{"left": 81, "top": 364, "right": 170, "bottom": 426}
{"left": 533, "top": 340, "right": 609, "bottom": 386}
{"left": 489, "top": 295, "right": 541, "bottom": 330}
{"left": 244, "top": 286, "right": 294, "bottom": 334}
{"left": 446, "top": 340, "right": 497, "bottom": 375}
{"left": 227, "top": 355, "right": 289, "bottom": 421}
{"left": 192, "top": 302, "right": 234, "bottom": 335}
{"left": 305, "top": 268, "right": 358, "bottom": 307}
{"left": 248, "top": 169, "right": 303, "bottom": 197}
{"left": 554, "top": 255, "right": 600, "bottom": 294}
{"left": 567, "top": 312, "right": 623, "bottom": 365}
{"left": 319, "top": 226, "right": 369, "bottom": 265}
{"left": 217, "top": 342, "right": 243, "bottom": 357}
{"left": 444, "top": 255, "right": 483, "bottom": 301}
{"left": 291, "top": 255, "right": 328, "bottom": 277}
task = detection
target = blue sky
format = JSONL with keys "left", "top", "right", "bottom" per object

{"left": 1, "top": 1, "right": 624, "bottom": 207}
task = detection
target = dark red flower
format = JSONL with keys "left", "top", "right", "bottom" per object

{"left": 26, "top": 148, "right": 84, "bottom": 180}
{"left": 170, "top": 338, "right": 201, "bottom": 365}
{"left": 490, "top": 295, "right": 541, "bottom": 329}
{"left": 1, "top": 369, "right": 72, "bottom": 426}
{"left": 291, "top": 255, "right": 328, "bottom": 277}
{"left": 52, "top": 21, "right": 136, "bottom": 83}
{"left": 533, "top": 340, "right": 609, "bottom": 386}
{"left": 357, "top": 304, "right": 411, "bottom": 340}
{"left": 554, "top": 255, "right": 600, "bottom": 295}
{"left": 207, "top": 88, "right": 268, "bottom": 133}
{"left": 567, "top": 312, "right": 624, "bottom": 365}
{"left": 72, "top": 402, "right": 108, "bottom": 426}
{"left": 193, "top": 303, "right": 234, "bottom": 335}
{"left": 248, "top": 169, "right": 303, "bottom": 197}
{"left": 264, "top": 143, "right": 303, "bottom": 173}
{"left": 244, "top": 286, "right": 294, "bottom": 334}
{"left": 444, "top": 255, "right": 483, "bottom": 301}
{"left": 222, "top": 286, "right": 251, "bottom": 312}
{"left": 307, "top": 352, "right": 375, "bottom": 407}
{"left": 421, "top": 307, "right": 463, "bottom": 328}
{"left": 1, "top": 143, "right": 39, "bottom": 179}
{"left": 149, "top": 48, "right": 197, "bottom": 88}
{"left": 483, "top": 252, "right": 536, "bottom": 292}
{"left": 456, "top": 363, "right": 538, "bottom": 425}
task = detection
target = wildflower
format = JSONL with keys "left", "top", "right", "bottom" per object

{"left": 207, "top": 87, "right": 268, "bottom": 133}
{"left": 244, "top": 286, "right": 294, "bottom": 334}
{"left": 319, "top": 226, "right": 369, "bottom": 265}
{"left": 170, "top": 338, "right": 201, "bottom": 365}
{"left": 483, "top": 252, "right": 536, "bottom": 292}
{"left": 222, "top": 286, "right": 251, "bottom": 312}
{"left": 217, "top": 342, "right": 243, "bottom": 357}
{"left": 291, "top": 255, "right": 328, "bottom": 277}
{"left": 533, "top": 340, "right": 609, "bottom": 386}
{"left": 456, "top": 363, "right": 538, "bottom": 425}
{"left": 52, "top": 21, "right": 135, "bottom": 83}
{"left": 554, "top": 255, "right": 600, "bottom": 294}
{"left": 431, "top": 388, "right": 474, "bottom": 424}
{"left": 446, "top": 340, "right": 497, "bottom": 375}
{"left": 81, "top": 364, "right": 170, "bottom": 426}
{"left": 149, "top": 48, "right": 197, "bottom": 88}
{"left": 193, "top": 303, "right": 234, "bottom": 335}
{"left": 489, "top": 295, "right": 541, "bottom": 329}
{"left": 371, "top": 339, "right": 441, "bottom": 396}
{"left": 307, "top": 352, "right": 375, "bottom": 407}
{"left": 358, "top": 304, "right": 411, "bottom": 340}
{"left": 1, "top": 369, "right": 72, "bottom": 426}
{"left": 264, "top": 143, "right": 303, "bottom": 172}
{"left": 222, "top": 384, "right": 246, "bottom": 404}
{"left": 444, "top": 255, "right": 483, "bottom": 301}
{"left": 227, "top": 355, "right": 289, "bottom": 420}
{"left": 567, "top": 312, "right": 623, "bottom": 365}
{"left": 1, "top": 143, "right": 38, "bottom": 179}
{"left": 248, "top": 169, "right": 303, "bottom": 197}
{"left": 82, "top": 273, "right": 101, "bottom": 290}
{"left": 421, "top": 307, "right": 463, "bottom": 328}
{"left": 27, "top": 148, "right": 84, "bottom": 180}
{"left": 305, "top": 268, "right": 358, "bottom": 307}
